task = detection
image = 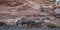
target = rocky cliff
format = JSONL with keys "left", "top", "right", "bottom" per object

{"left": 0, "top": 0, "right": 44, "bottom": 19}
{"left": 0, "top": 0, "right": 60, "bottom": 26}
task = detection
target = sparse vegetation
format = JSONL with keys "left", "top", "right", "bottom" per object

{"left": 47, "top": 23, "right": 56, "bottom": 28}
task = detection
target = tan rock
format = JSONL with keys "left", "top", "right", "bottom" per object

{"left": 5, "top": 0, "right": 16, "bottom": 2}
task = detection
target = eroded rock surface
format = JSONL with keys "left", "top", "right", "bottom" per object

{"left": 0, "top": 0, "right": 60, "bottom": 26}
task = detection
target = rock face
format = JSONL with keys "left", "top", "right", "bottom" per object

{"left": 0, "top": 0, "right": 42, "bottom": 19}
{"left": 0, "top": 0, "right": 54, "bottom": 20}
{"left": 0, "top": 0, "right": 60, "bottom": 26}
